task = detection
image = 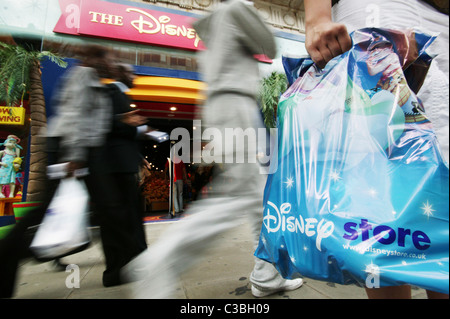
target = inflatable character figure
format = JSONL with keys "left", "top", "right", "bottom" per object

{"left": 0, "top": 135, "right": 23, "bottom": 198}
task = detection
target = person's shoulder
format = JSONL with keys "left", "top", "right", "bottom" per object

{"left": 71, "top": 65, "right": 95, "bottom": 76}
{"left": 67, "top": 66, "right": 100, "bottom": 85}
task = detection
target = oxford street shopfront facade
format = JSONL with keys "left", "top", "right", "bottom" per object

{"left": 0, "top": 0, "right": 307, "bottom": 216}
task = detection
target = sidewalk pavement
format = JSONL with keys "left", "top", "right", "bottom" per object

{"left": 10, "top": 219, "right": 428, "bottom": 300}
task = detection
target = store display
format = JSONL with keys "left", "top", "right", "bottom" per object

{"left": 0, "top": 135, "right": 23, "bottom": 198}
{"left": 141, "top": 172, "right": 169, "bottom": 211}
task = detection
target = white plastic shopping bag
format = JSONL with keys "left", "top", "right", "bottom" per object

{"left": 30, "top": 177, "right": 91, "bottom": 260}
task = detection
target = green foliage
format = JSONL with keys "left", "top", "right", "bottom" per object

{"left": 258, "top": 71, "right": 288, "bottom": 128}
{"left": 0, "top": 42, "right": 67, "bottom": 106}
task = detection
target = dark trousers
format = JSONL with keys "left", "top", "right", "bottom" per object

{"left": 110, "top": 173, "right": 147, "bottom": 254}
{"left": 80, "top": 146, "right": 147, "bottom": 286}
{"left": 87, "top": 170, "right": 147, "bottom": 286}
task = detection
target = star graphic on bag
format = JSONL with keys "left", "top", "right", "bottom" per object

{"left": 421, "top": 200, "right": 435, "bottom": 218}
{"left": 364, "top": 261, "right": 380, "bottom": 275}
{"left": 284, "top": 177, "right": 294, "bottom": 189}
{"left": 329, "top": 170, "right": 341, "bottom": 182}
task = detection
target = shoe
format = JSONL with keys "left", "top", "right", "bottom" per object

{"left": 103, "top": 277, "right": 122, "bottom": 288}
{"left": 52, "top": 259, "right": 68, "bottom": 272}
{"left": 102, "top": 270, "right": 123, "bottom": 287}
{"left": 251, "top": 278, "right": 303, "bottom": 298}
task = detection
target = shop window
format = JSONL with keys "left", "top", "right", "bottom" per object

{"left": 151, "top": 54, "right": 161, "bottom": 63}
{"left": 178, "top": 58, "right": 186, "bottom": 67}
{"left": 113, "top": 47, "right": 137, "bottom": 65}
{"left": 142, "top": 53, "right": 152, "bottom": 64}
{"left": 169, "top": 57, "right": 188, "bottom": 70}
{"left": 139, "top": 51, "right": 169, "bottom": 67}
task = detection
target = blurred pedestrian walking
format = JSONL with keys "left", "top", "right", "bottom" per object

{"left": 123, "top": 0, "right": 303, "bottom": 298}
{"left": 102, "top": 63, "right": 149, "bottom": 286}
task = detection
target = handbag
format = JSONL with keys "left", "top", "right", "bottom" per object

{"left": 255, "top": 28, "right": 449, "bottom": 294}
{"left": 30, "top": 177, "right": 91, "bottom": 261}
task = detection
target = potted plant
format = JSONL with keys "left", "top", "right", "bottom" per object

{"left": 258, "top": 71, "right": 288, "bottom": 129}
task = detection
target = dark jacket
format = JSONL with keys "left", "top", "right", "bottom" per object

{"left": 106, "top": 82, "right": 142, "bottom": 174}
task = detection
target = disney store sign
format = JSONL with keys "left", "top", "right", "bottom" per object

{"left": 53, "top": 0, "right": 204, "bottom": 51}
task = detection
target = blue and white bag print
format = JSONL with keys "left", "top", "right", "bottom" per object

{"left": 255, "top": 28, "right": 449, "bottom": 294}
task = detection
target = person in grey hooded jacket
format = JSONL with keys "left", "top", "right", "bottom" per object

{"left": 123, "top": 0, "right": 303, "bottom": 298}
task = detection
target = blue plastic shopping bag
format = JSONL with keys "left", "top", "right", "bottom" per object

{"left": 255, "top": 28, "right": 449, "bottom": 294}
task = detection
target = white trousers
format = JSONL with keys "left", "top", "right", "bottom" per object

{"left": 125, "top": 94, "right": 287, "bottom": 298}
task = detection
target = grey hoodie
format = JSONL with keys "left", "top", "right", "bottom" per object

{"left": 193, "top": 0, "right": 277, "bottom": 99}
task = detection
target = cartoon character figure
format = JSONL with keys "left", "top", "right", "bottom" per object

{"left": 0, "top": 135, "right": 23, "bottom": 198}
{"left": 366, "top": 39, "right": 427, "bottom": 123}
{"left": 12, "top": 157, "right": 23, "bottom": 172}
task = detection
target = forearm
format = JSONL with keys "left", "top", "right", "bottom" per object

{"left": 302, "top": 0, "right": 351, "bottom": 68}
{"left": 304, "top": 0, "right": 333, "bottom": 28}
